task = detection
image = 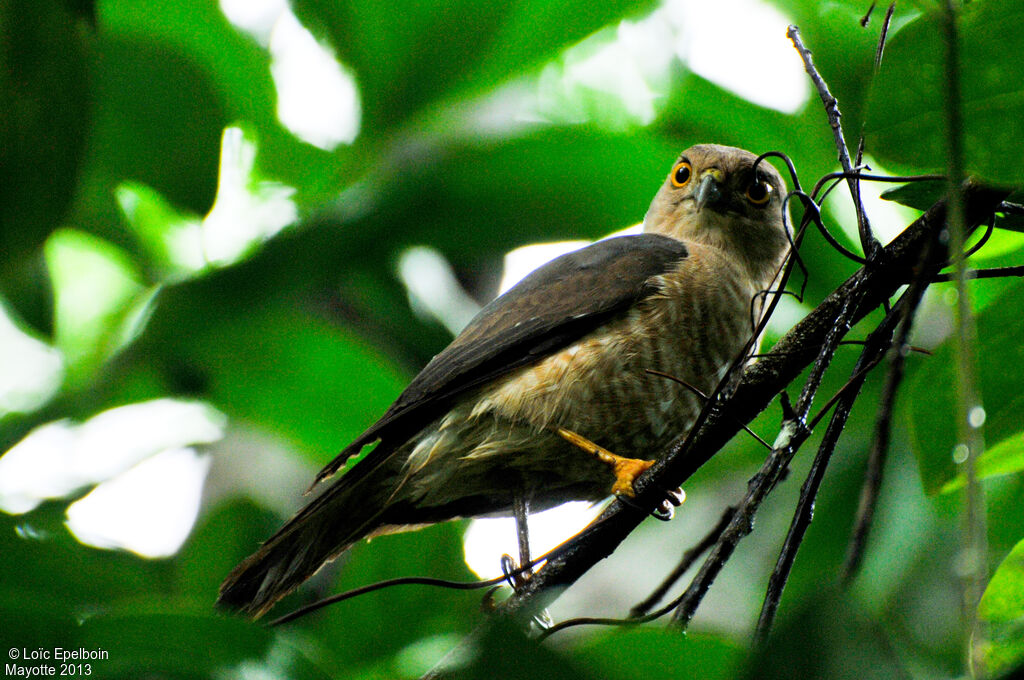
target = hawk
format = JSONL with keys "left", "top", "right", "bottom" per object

{"left": 218, "top": 144, "right": 791, "bottom": 617}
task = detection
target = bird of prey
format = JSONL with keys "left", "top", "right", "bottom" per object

{"left": 218, "top": 144, "right": 792, "bottom": 617}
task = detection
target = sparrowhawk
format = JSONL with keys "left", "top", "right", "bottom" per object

{"left": 218, "top": 143, "right": 791, "bottom": 617}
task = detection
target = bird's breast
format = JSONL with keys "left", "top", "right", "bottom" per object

{"left": 480, "top": 246, "right": 760, "bottom": 458}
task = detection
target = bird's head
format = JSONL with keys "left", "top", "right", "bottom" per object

{"left": 643, "top": 144, "right": 791, "bottom": 282}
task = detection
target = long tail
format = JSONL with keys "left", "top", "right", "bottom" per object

{"left": 217, "top": 462, "right": 402, "bottom": 618}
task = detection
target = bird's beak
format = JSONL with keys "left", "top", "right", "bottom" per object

{"left": 694, "top": 169, "right": 724, "bottom": 213}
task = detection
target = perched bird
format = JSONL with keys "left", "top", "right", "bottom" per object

{"left": 218, "top": 144, "right": 791, "bottom": 617}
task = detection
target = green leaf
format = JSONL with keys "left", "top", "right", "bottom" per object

{"left": 316, "top": 522, "right": 479, "bottom": 671}
{"left": 908, "top": 280, "right": 1024, "bottom": 494}
{"left": 0, "top": 0, "right": 89, "bottom": 270}
{"left": 44, "top": 229, "right": 148, "bottom": 384}
{"left": 743, "top": 586, "right": 910, "bottom": 680}
{"left": 575, "top": 628, "right": 742, "bottom": 680}
{"left": 293, "top": 0, "right": 656, "bottom": 133}
{"left": 0, "top": 505, "right": 171, "bottom": 609}
{"left": 973, "top": 538, "right": 1024, "bottom": 677}
{"left": 175, "top": 498, "right": 282, "bottom": 606}
{"left": 97, "top": 0, "right": 335, "bottom": 204}
{"left": 880, "top": 181, "right": 947, "bottom": 212}
{"left": 74, "top": 609, "right": 331, "bottom": 679}
{"left": 865, "top": 0, "right": 1024, "bottom": 185}
{"left": 457, "top": 618, "right": 599, "bottom": 680}
{"left": 941, "top": 431, "right": 1024, "bottom": 494}
{"left": 142, "top": 297, "right": 408, "bottom": 460}
{"left": 882, "top": 184, "right": 1024, "bottom": 236}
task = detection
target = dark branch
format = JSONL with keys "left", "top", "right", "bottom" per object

{"left": 669, "top": 270, "right": 868, "bottom": 629}
{"left": 844, "top": 241, "right": 934, "bottom": 583}
{"left": 630, "top": 506, "right": 736, "bottom": 618}
{"left": 756, "top": 291, "right": 909, "bottom": 640}
{"left": 933, "top": 265, "right": 1024, "bottom": 282}
{"left": 493, "top": 182, "right": 1008, "bottom": 625}
{"left": 788, "top": 25, "right": 880, "bottom": 260}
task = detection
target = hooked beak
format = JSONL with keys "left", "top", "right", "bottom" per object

{"left": 694, "top": 169, "right": 724, "bottom": 213}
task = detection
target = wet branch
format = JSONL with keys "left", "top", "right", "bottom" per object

{"left": 493, "top": 182, "right": 1008, "bottom": 626}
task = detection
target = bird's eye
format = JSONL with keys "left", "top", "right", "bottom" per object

{"left": 746, "top": 181, "right": 772, "bottom": 205}
{"left": 671, "top": 161, "right": 692, "bottom": 188}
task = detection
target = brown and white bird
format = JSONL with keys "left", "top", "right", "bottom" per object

{"left": 218, "top": 144, "right": 791, "bottom": 617}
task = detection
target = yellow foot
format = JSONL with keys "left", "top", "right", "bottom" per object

{"left": 556, "top": 427, "right": 655, "bottom": 498}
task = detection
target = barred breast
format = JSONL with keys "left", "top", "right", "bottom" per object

{"left": 402, "top": 243, "right": 766, "bottom": 511}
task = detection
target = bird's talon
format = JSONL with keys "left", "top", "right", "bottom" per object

{"left": 529, "top": 609, "right": 554, "bottom": 635}
{"left": 652, "top": 500, "right": 675, "bottom": 521}
{"left": 666, "top": 487, "right": 686, "bottom": 507}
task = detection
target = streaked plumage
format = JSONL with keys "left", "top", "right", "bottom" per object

{"left": 218, "top": 144, "right": 791, "bottom": 617}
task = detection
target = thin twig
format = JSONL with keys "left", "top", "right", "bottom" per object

{"left": 493, "top": 183, "right": 1007, "bottom": 629}
{"left": 844, "top": 238, "right": 935, "bottom": 583}
{"left": 646, "top": 370, "right": 771, "bottom": 450}
{"left": 630, "top": 506, "right": 736, "bottom": 618}
{"left": 669, "top": 285, "right": 864, "bottom": 630}
{"left": 789, "top": 25, "right": 880, "bottom": 260}
{"left": 860, "top": 1, "right": 876, "bottom": 27}
{"left": 933, "top": 265, "right": 1024, "bottom": 282}
{"left": 271, "top": 575, "right": 508, "bottom": 627}
{"left": 270, "top": 543, "right": 563, "bottom": 627}
{"left": 667, "top": 419, "right": 810, "bottom": 629}
{"left": 874, "top": 4, "right": 897, "bottom": 68}
{"left": 1000, "top": 201, "right": 1024, "bottom": 216}
{"left": 756, "top": 294, "right": 907, "bottom": 641}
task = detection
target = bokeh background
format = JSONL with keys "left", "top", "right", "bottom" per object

{"left": 2, "top": 0, "right": 1024, "bottom": 677}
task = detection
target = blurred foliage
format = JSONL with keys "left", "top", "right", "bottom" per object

{"left": 910, "top": 280, "right": 1024, "bottom": 495}
{"left": 865, "top": 0, "right": 1024, "bottom": 185}
{"left": 1, "top": 0, "right": 1023, "bottom": 678}
{"left": 974, "top": 537, "right": 1024, "bottom": 677}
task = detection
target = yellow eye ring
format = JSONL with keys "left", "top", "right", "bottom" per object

{"left": 746, "top": 181, "right": 772, "bottom": 205}
{"left": 671, "top": 161, "right": 692, "bottom": 188}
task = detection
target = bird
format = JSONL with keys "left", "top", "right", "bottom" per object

{"left": 217, "top": 144, "right": 792, "bottom": 617}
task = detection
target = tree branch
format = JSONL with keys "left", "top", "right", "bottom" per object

{"left": 788, "top": 25, "right": 880, "bottom": 261}
{"left": 495, "top": 182, "right": 1008, "bottom": 623}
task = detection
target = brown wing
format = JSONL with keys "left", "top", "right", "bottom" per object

{"left": 312, "top": 233, "right": 690, "bottom": 487}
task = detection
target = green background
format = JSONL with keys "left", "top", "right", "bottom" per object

{"left": 2, "top": 0, "right": 1023, "bottom": 677}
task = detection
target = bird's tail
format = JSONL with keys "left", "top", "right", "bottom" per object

{"left": 217, "top": 461, "right": 401, "bottom": 618}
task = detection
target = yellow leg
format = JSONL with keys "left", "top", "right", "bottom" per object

{"left": 555, "top": 427, "right": 655, "bottom": 498}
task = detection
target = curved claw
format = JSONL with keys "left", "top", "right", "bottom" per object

{"left": 665, "top": 487, "right": 686, "bottom": 507}
{"left": 651, "top": 500, "right": 675, "bottom": 522}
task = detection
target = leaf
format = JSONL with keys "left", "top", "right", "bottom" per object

{"left": 941, "top": 431, "right": 1024, "bottom": 494}
{"left": 0, "top": 0, "right": 89, "bottom": 270}
{"left": 865, "top": 0, "right": 1024, "bottom": 185}
{"left": 316, "top": 522, "right": 480, "bottom": 671}
{"left": 908, "top": 280, "right": 1024, "bottom": 494}
{"left": 140, "top": 297, "right": 408, "bottom": 460}
{"left": 293, "top": 0, "right": 656, "bottom": 133}
{"left": 744, "top": 586, "right": 910, "bottom": 680}
{"left": 882, "top": 184, "right": 1024, "bottom": 236}
{"left": 44, "top": 229, "right": 148, "bottom": 384}
{"left": 97, "top": 0, "right": 336, "bottom": 203}
{"left": 457, "top": 618, "right": 599, "bottom": 680}
{"left": 575, "top": 628, "right": 742, "bottom": 680}
{"left": 973, "top": 538, "right": 1024, "bottom": 677}
{"left": 175, "top": 498, "right": 282, "bottom": 605}
{"left": 74, "top": 609, "right": 331, "bottom": 679}
{"left": 0, "top": 505, "right": 171, "bottom": 608}
{"left": 880, "top": 181, "right": 947, "bottom": 212}
{"left": 71, "top": 33, "right": 227, "bottom": 250}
